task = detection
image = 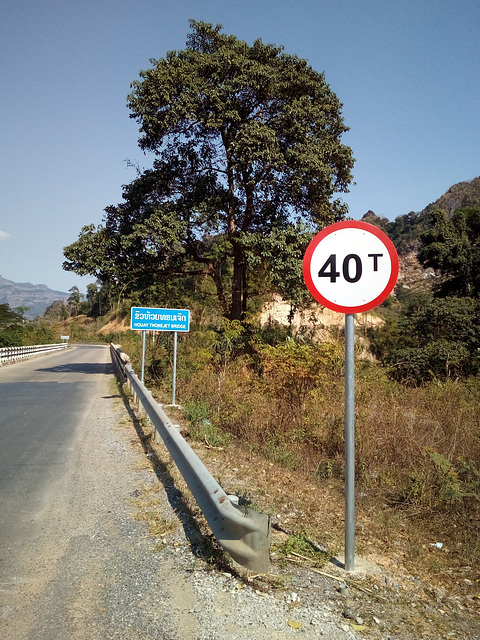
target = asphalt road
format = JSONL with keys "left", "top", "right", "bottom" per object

{"left": 0, "top": 345, "right": 114, "bottom": 549}
{"left": 0, "top": 345, "right": 210, "bottom": 639}
{"left": 0, "top": 345, "right": 138, "bottom": 639}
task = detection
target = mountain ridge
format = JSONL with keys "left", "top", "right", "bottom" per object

{"left": 422, "top": 176, "right": 480, "bottom": 216}
{"left": 0, "top": 275, "right": 68, "bottom": 319}
{"left": 361, "top": 175, "right": 480, "bottom": 293}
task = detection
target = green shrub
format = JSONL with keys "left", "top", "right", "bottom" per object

{"left": 183, "top": 400, "right": 230, "bottom": 448}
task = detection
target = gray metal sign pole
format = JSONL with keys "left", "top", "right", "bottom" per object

{"left": 344, "top": 313, "right": 355, "bottom": 571}
{"left": 141, "top": 330, "right": 146, "bottom": 383}
{"left": 303, "top": 222, "right": 399, "bottom": 573}
{"left": 172, "top": 331, "right": 178, "bottom": 406}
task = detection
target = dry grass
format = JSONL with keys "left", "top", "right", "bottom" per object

{"left": 120, "top": 328, "right": 480, "bottom": 594}
{"left": 173, "top": 346, "right": 480, "bottom": 582}
{"left": 129, "top": 484, "right": 179, "bottom": 538}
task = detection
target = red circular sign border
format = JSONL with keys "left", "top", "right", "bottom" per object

{"left": 303, "top": 220, "right": 399, "bottom": 314}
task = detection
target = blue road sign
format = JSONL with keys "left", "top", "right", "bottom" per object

{"left": 131, "top": 307, "right": 190, "bottom": 332}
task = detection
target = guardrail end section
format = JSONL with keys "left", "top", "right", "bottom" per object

{"left": 217, "top": 502, "right": 271, "bottom": 574}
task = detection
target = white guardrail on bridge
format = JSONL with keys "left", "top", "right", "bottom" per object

{"left": 0, "top": 343, "right": 68, "bottom": 366}
{"left": 110, "top": 344, "right": 271, "bottom": 573}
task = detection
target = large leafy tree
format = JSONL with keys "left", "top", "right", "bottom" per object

{"left": 64, "top": 20, "right": 354, "bottom": 319}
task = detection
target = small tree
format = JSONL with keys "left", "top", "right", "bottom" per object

{"left": 0, "top": 304, "right": 25, "bottom": 347}
{"left": 67, "top": 286, "right": 84, "bottom": 316}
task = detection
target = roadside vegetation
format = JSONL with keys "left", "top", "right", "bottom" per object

{"left": 116, "top": 310, "right": 480, "bottom": 578}
{"left": 0, "top": 303, "right": 58, "bottom": 347}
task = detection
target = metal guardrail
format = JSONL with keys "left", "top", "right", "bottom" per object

{"left": 110, "top": 344, "right": 271, "bottom": 573}
{"left": 110, "top": 343, "right": 128, "bottom": 382}
{"left": 0, "top": 343, "right": 68, "bottom": 366}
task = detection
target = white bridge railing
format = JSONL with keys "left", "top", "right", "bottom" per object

{"left": 0, "top": 343, "right": 68, "bottom": 366}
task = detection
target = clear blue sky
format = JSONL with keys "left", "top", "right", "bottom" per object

{"left": 1, "top": 0, "right": 479, "bottom": 294}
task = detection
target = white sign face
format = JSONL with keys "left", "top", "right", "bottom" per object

{"left": 303, "top": 221, "right": 399, "bottom": 313}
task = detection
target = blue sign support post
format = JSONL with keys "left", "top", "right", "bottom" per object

{"left": 131, "top": 307, "right": 190, "bottom": 405}
{"left": 141, "top": 330, "right": 146, "bottom": 383}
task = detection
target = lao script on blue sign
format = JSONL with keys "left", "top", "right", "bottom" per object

{"left": 131, "top": 307, "right": 190, "bottom": 332}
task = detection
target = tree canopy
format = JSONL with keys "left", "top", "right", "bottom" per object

{"left": 369, "top": 291, "right": 480, "bottom": 383}
{"left": 64, "top": 20, "right": 354, "bottom": 319}
{"left": 418, "top": 207, "right": 480, "bottom": 297}
{"left": 367, "top": 205, "right": 480, "bottom": 384}
{"left": 0, "top": 303, "right": 23, "bottom": 328}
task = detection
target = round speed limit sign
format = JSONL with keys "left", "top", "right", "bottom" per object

{"left": 303, "top": 221, "right": 399, "bottom": 313}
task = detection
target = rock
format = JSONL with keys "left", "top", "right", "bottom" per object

{"left": 343, "top": 609, "right": 358, "bottom": 620}
{"left": 435, "top": 588, "right": 447, "bottom": 602}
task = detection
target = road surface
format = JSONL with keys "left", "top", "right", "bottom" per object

{"left": 0, "top": 345, "right": 196, "bottom": 639}
{"left": 0, "top": 344, "right": 361, "bottom": 640}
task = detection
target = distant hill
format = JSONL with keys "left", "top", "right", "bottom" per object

{"left": 362, "top": 176, "right": 480, "bottom": 254}
{"left": 422, "top": 176, "right": 480, "bottom": 216}
{"left": 0, "top": 275, "right": 68, "bottom": 319}
{"left": 362, "top": 175, "right": 480, "bottom": 292}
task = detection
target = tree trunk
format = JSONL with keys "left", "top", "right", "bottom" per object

{"left": 208, "top": 264, "right": 229, "bottom": 317}
{"left": 242, "top": 267, "right": 248, "bottom": 318}
{"left": 231, "top": 242, "right": 244, "bottom": 321}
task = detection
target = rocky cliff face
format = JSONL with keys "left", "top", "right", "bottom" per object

{"left": 422, "top": 176, "right": 480, "bottom": 217}
{"left": 397, "top": 251, "right": 435, "bottom": 291}
{"left": 0, "top": 275, "right": 67, "bottom": 319}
